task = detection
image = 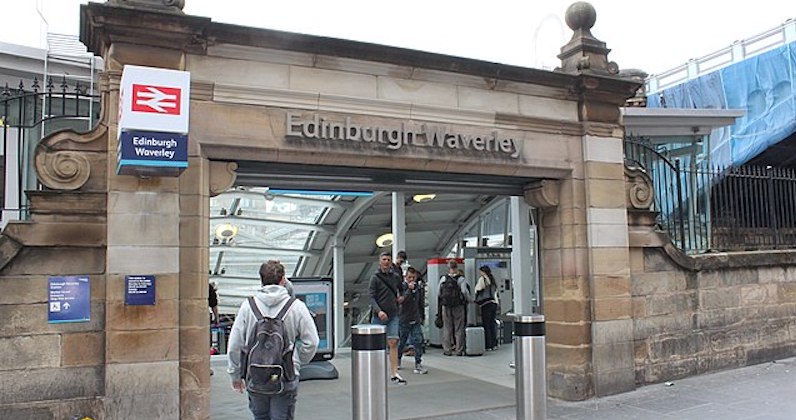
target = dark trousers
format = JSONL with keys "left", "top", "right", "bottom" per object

{"left": 480, "top": 302, "right": 499, "bottom": 349}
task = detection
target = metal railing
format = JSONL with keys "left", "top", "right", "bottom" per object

{"left": 1, "top": 78, "right": 100, "bottom": 225}
{"left": 625, "top": 139, "right": 796, "bottom": 253}
{"left": 646, "top": 18, "right": 796, "bottom": 94}
{"left": 711, "top": 166, "right": 796, "bottom": 251}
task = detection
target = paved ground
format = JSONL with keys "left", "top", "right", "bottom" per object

{"left": 211, "top": 345, "right": 796, "bottom": 419}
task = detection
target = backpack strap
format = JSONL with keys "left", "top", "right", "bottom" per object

{"left": 248, "top": 296, "right": 296, "bottom": 320}
{"left": 248, "top": 296, "right": 264, "bottom": 320}
{"left": 276, "top": 297, "right": 296, "bottom": 320}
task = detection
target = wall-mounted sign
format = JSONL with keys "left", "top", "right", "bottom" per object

{"left": 117, "top": 65, "right": 190, "bottom": 177}
{"left": 48, "top": 276, "right": 90, "bottom": 323}
{"left": 119, "top": 65, "right": 190, "bottom": 134}
{"left": 125, "top": 275, "right": 156, "bottom": 306}
{"left": 117, "top": 131, "right": 188, "bottom": 176}
{"left": 286, "top": 112, "right": 520, "bottom": 158}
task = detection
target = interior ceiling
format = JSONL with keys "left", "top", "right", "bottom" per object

{"left": 212, "top": 162, "right": 538, "bottom": 314}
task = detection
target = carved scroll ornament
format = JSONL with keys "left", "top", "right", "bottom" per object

{"left": 209, "top": 161, "right": 238, "bottom": 197}
{"left": 524, "top": 180, "right": 560, "bottom": 209}
{"left": 625, "top": 164, "right": 654, "bottom": 210}
{"left": 34, "top": 125, "right": 108, "bottom": 191}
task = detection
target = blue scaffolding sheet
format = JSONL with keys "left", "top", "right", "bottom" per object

{"left": 647, "top": 42, "right": 796, "bottom": 168}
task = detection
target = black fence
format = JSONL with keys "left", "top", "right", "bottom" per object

{"left": 625, "top": 139, "right": 796, "bottom": 253}
{"left": 1, "top": 78, "right": 99, "bottom": 221}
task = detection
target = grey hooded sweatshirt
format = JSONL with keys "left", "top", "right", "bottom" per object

{"left": 227, "top": 284, "right": 319, "bottom": 380}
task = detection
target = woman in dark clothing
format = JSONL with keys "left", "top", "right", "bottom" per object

{"left": 475, "top": 265, "right": 499, "bottom": 351}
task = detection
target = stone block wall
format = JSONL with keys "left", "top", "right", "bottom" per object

{"left": 630, "top": 246, "right": 796, "bottom": 385}
{"left": 0, "top": 194, "right": 107, "bottom": 419}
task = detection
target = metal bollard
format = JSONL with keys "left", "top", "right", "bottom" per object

{"left": 511, "top": 314, "right": 546, "bottom": 420}
{"left": 351, "top": 324, "right": 388, "bottom": 420}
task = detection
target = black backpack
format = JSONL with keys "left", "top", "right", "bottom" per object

{"left": 241, "top": 296, "right": 296, "bottom": 395}
{"left": 439, "top": 275, "right": 465, "bottom": 307}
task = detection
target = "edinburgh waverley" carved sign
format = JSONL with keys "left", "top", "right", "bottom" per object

{"left": 286, "top": 112, "right": 520, "bottom": 158}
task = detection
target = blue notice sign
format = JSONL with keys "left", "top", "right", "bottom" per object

{"left": 117, "top": 130, "right": 188, "bottom": 177}
{"left": 125, "top": 275, "right": 156, "bottom": 306}
{"left": 48, "top": 276, "right": 91, "bottom": 323}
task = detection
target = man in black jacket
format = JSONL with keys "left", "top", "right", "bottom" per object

{"left": 398, "top": 267, "right": 428, "bottom": 374}
{"left": 369, "top": 251, "right": 407, "bottom": 385}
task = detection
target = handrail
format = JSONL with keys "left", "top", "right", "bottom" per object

{"left": 647, "top": 18, "right": 796, "bottom": 94}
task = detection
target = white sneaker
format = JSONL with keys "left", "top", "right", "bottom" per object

{"left": 413, "top": 363, "right": 428, "bottom": 374}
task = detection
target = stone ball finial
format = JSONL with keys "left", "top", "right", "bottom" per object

{"left": 565, "top": 2, "right": 597, "bottom": 32}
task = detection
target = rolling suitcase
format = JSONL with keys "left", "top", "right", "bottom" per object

{"left": 465, "top": 326, "right": 485, "bottom": 356}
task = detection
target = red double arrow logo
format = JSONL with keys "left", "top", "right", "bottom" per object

{"left": 131, "top": 84, "right": 182, "bottom": 115}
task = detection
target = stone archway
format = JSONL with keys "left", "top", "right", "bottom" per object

{"left": 0, "top": 1, "right": 641, "bottom": 418}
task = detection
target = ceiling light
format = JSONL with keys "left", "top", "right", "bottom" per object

{"left": 214, "top": 223, "right": 239, "bottom": 241}
{"left": 376, "top": 232, "right": 393, "bottom": 248}
{"left": 413, "top": 194, "right": 436, "bottom": 203}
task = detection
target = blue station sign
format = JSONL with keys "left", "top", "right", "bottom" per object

{"left": 125, "top": 275, "right": 156, "bottom": 306}
{"left": 117, "top": 130, "right": 188, "bottom": 176}
{"left": 48, "top": 276, "right": 91, "bottom": 323}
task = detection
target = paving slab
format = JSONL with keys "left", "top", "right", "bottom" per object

{"left": 211, "top": 349, "right": 796, "bottom": 419}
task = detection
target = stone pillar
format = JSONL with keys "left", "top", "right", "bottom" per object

{"left": 544, "top": 1, "right": 642, "bottom": 399}
{"left": 528, "top": 178, "right": 594, "bottom": 400}
{"left": 80, "top": 2, "right": 212, "bottom": 418}
{"left": 582, "top": 128, "right": 636, "bottom": 396}
{"left": 102, "top": 58, "right": 182, "bottom": 420}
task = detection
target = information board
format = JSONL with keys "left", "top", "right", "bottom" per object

{"left": 290, "top": 277, "right": 334, "bottom": 361}
{"left": 48, "top": 276, "right": 90, "bottom": 323}
{"left": 125, "top": 275, "right": 156, "bottom": 305}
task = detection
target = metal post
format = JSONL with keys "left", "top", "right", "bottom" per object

{"left": 352, "top": 324, "right": 388, "bottom": 420}
{"left": 675, "top": 159, "right": 687, "bottom": 250}
{"left": 766, "top": 166, "right": 780, "bottom": 247}
{"left": 511, "top": 314, "right": 546, "bottom": 420}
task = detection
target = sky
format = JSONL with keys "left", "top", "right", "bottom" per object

{"left": 2, "top": 0, "right": 794, "bottom": 76}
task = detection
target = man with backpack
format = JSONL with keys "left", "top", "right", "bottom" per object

{"left": 227, "top": 260, "right": 319, "bottom": 420}
{"left": 438, "top": 260, "right": 470, "bottom": 356}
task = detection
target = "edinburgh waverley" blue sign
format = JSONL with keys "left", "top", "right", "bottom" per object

{"left": 117, "top": 130, "right": 188, "bottom": 176}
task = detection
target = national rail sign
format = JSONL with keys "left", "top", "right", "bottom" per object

{"left": 118, "top": 65, "right": 190, "bottom": 135}
{"left": 117, "top": 65, "right": 190, "bottom": 177}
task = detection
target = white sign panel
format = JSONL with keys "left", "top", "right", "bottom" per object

{"left": 119, "top": 65, "right": 190, "bottom": 135}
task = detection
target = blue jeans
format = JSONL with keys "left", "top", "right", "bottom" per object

{"left": 248, "top": 383, "right": 298, "bottom": 420}
{"left": 397, "top": 322, "right": 424, "bottom": 364}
